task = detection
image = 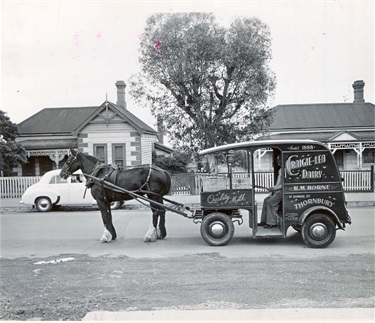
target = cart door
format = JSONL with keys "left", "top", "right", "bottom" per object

{"left": 251, "top": 148, "right": 285, "bottom": 238}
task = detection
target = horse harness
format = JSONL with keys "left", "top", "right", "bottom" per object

{"left": 85, "top": 162, "right": 154, "bottom": 202}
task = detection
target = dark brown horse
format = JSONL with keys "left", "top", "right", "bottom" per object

{"left": 60, "top": 148, "right": 171, "bottom": 243}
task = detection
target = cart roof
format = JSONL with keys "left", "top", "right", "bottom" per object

{"left": 199, "top": 139, "right": 325, "bottom": 155}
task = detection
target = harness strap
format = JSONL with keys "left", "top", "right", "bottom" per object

{"left": 138, "top": 164, "right": 152, "bottom": 192}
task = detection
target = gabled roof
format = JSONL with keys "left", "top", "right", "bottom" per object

{"left": 18, "top": 102, "right": 157, "bottom": 136}
{"left": 18, "top": 106, "right": 97, "bottom": 135}
{"left": 269, "top": 103, "right": 375, "bottom": 130}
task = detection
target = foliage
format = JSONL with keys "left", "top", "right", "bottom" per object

{"left": 0, "top": 110, "right": 27, "bottom": 176}
{"left": 152, "top": 151, "right": 191, "bottom": 173}
{"left": 130, "top": 13, "right": 276, "bottom": 153}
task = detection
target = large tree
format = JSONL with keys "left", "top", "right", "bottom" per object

{"left": 0, "top": 110, "right": 27, "bottom": 176}
{"left": 130, "top": 13, "right": 276, "bottom": 152}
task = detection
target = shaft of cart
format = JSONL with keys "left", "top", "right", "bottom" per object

{"left": 84, "top": 173, "right": 194, "bottom": 218}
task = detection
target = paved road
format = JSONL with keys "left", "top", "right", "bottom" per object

{"left": 0, "top": 207, "right": 374, "bottom": 321}
{"left": 0, "top": 207, "right": 374, "bottom": 259}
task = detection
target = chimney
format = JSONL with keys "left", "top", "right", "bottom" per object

{"left": 157, "top": 116, "right": 164, "bottom": 144}
{"left": 352, "top": 80, "right": 365, "bottom": 103}
{"left": 115, "top": 81, "right": 127, "bottom": 110}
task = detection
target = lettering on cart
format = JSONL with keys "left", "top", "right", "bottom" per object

{"left": 207, "top": 192, "right": 247, "bottom": 205}
{"left": 285, "top": 213, "right": 299, "bottom": 221}
{"left": 286, "top": 154, "right": 327, "bottom": 177}
{"left": 294, "top": 198, "right": 334, "bottom": 210}
{"left": 289, "top": 184, "right": 337, "bottom": 192}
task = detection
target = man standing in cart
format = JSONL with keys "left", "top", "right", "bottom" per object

{"left": 259, "top": 156, "right": 282, "bottom": 228}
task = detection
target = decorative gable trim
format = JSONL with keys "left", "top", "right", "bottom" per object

{"left": 329, "top": 131, "right": 360, "bottom": 142}
{"left": 72, "top": 101, "right": 148, "bottom": 136}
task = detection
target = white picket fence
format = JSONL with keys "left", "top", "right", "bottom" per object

{"left": 1, "top": 176, "right": 42, "bottom": 198}
{"left": 1, "top": 169, "right": 374, "bottom": 199}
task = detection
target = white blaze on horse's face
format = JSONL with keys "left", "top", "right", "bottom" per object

{"left": 100, "top": 228, "right": 112, "bottom": 243}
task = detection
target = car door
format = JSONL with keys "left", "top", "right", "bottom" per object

{"left": 50, "top": 175, "right": 70, "bottom": 204}
{"left": 68, "top": 174, "right": 92, "bottom": 205}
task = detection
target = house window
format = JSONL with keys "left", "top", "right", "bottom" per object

{"left": 94, "top": 144, "right": 107, "bottom": 163}
{"left": 112, "top": 144, "right": 125, "bottom": 167}
{"left": 363, "top": 149, "right": 375, "bottom": 164}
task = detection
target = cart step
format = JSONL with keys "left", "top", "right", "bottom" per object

{"left": 255, "top": 226, "right": 283, "bottom": 237}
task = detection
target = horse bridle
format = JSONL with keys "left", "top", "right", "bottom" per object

{"left": 61, "top": 154, "right": 77, "bottom": 178}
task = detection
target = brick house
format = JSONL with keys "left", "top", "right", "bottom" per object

{"left": 15, "top": 81, "right": 172, "bottom": 176}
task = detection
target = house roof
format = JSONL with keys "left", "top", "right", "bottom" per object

{"left": 18, "top": 138, "right": 77, "bottom": 149}
{"left": 154, "top": 142, "right": 173, "bottom": 154}
{"left": 18, "top": 102, "right": 157, "bottom": 136}
{"left": 264, "top": 130, "right": 374, "bottom": 142}
{"left": 269, "top": 103, "right": 375, "bottom": 130}
{"left": 18, "top": 107, "right": 97, "bottom": 135}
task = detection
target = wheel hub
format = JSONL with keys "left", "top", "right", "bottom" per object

{"left": 209, "top": 221, "right": 226, "bottom": 238}
{"left": 310, "top": 223, "right": 327, "bottom": 240}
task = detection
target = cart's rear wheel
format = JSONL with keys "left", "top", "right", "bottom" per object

{"left": 302, "top": 213, "right": 336, "bottom": 248}
{"left": 200, "top": 212, "right": 234, "bottom": 246}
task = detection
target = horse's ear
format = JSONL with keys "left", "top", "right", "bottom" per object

{"left": 70, "top": 148, "right": 77, "bottom": 156}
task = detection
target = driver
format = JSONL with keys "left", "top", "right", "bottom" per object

{"left": 259, "top": 157, "right": 282, "bottom": 228}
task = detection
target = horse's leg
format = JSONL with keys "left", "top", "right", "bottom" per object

{"left": 97, "top": 199, "right": 117, "bottom": 242}
{"left": 158, "top": 209, "right": 166, "bottom": 239}
{"left": 143, "top": 196, "right": 166, "bottom": 242}
{"left": 152, "top": 196, "right": 167, "bottom": 239}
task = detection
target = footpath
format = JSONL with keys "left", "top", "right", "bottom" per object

{"left": 1, "top": 192, "right": 374, "bottom": 212}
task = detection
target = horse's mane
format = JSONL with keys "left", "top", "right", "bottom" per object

{"left": 78, "top": 152, "right": 99, "bottom": 163}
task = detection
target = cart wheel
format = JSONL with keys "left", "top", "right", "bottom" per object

{"left": 35, "top": 197, "right": 53, "bottom": 212}
{"left": 302, "top": 213, "right": 336, "bottom": 248}
{"left": 200, "top": 212, "right": 234, "bottom": 246}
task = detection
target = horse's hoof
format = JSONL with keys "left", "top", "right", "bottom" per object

{"left": 144, "top": 227, "right": 157, "bottom": 242}
{"left": 100, "top": 229, "right": 112, "bottom": 243}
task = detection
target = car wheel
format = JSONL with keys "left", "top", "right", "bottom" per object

{"left": 302, "top": 213, "right": 336, "bottom": 248}
{"left": 35, "top": 197, "right": 53, "bottom": 212}
{"left": 110, "top": 201, "right": 123, "bottom": 210}
{"left": 200, "top": 212, "right": 234, "bottom": 246}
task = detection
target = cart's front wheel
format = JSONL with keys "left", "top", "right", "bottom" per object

{"left": 201, "top": 212, "right": 234, "bottom": 246}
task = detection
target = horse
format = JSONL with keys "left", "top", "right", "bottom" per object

{"left": 60, "top": 148, "right": 171, "bottom": 243}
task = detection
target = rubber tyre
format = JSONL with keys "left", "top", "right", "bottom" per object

{"left": 302, "top": 214, "right": 336, "bottom": 248}
{"left": 35, "top": 197, "right": 53, "bottom": 212}
{"left": 110, "top": 201, "right": 123, "bottom": 210}
{"left": 200, "top": 212, "right": 234, "bottom": 246}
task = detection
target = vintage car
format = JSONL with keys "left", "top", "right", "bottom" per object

{"left": 20, "top": 169, "right": 123, "bottom": 211}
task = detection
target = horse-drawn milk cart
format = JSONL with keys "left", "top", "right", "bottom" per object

{"left": 61, "top": 140, "right": 351, "bottom": 248}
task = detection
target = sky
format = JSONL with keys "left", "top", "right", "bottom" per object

{"left": 1, "top": 0, "right": 374, "bottom": 134}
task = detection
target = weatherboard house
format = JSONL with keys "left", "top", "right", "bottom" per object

{"left": 257, "top": 80, "right": 375, "bottom": 171}
{"left": 14, "top": 81, "right": 172, "bottom": 176}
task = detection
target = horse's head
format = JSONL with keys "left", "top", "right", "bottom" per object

{"left": 60, "top": 148, "right": 81, "bottom": 179}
